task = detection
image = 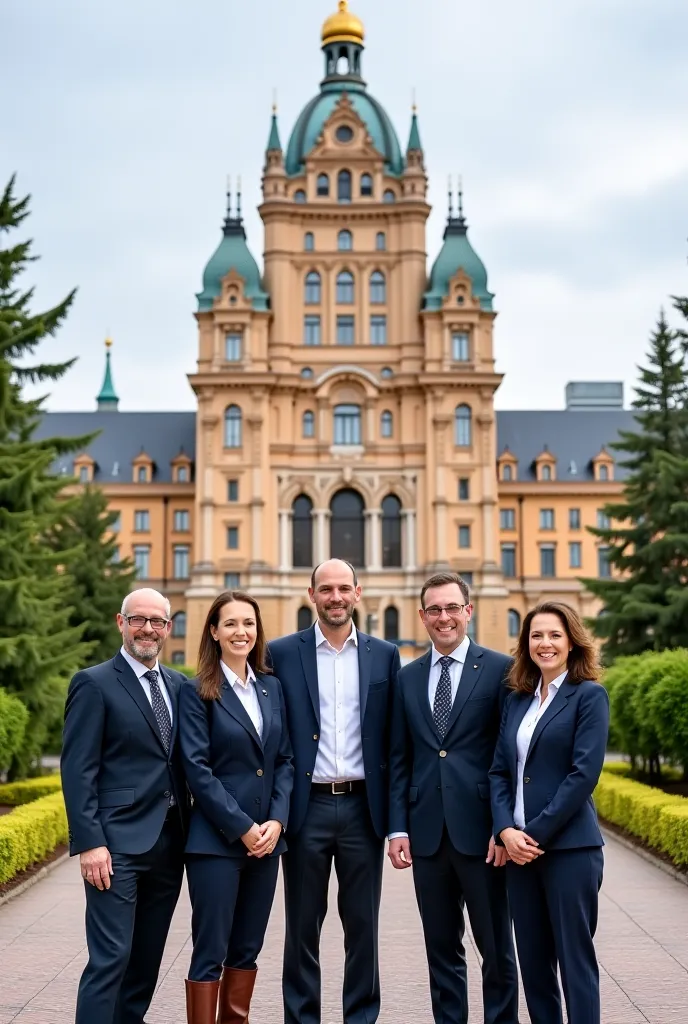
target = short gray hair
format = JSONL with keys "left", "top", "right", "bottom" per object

{"left": 121, "top": 590, "right": 172, "bottom": 619}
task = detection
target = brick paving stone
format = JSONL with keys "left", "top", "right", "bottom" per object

{"left": 1, "top": 830, "right": 688, "bottom": 1022}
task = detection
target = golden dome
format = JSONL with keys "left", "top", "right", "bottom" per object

{"left": 321, "top": 1, "right": 365, "bottom": 46}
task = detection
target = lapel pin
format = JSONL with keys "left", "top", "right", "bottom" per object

{"left": 262, "top": 689, "right": 268, "bottom": 696}
{"left": 473, "top": 665, "right": 478, "bottom": 669}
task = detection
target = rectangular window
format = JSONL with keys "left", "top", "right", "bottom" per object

{"left": 134, "top": 510, "right": 150, "bottom": 532}
{"left": 458, "top": 478, "right": 470, "bottom": 501}
{"left": 500, "top": 509, "right": 516, "bottom": 530}
{"left": 597, "top": 509, "right": 610, "bottom": 529}
{"left": 334, "top": 406, "right": 362, "bottom": 445}
{"left": 111, "top": 512, "right": 121, "bottom": 533}
{"left": 224, "top": 572, "right": 240, "bottom": 590}
{"left": 173, "top": 545, "right": 189, "bottom": 579}
{"left": 501, "top": 543, "right": 516, "bottom": 578}
{"left": 451, "top": 331, "right": 470, "bottom": 362}
{"left": 569, "top": 541, "right": 582, "bottom": 569}
{"left": 370, "top": 315, "right": 387, "bottom": 346}
{"left": 173, "top": 510, "right": 190, "bottom": 532}
{"left": 225, "top": 333, "right": 242, "bottom": 362}
{"left": 227, "top": 527, "right": 239, "bottom": 550}
{"left": 458, "top": 525, "right": 471, "bottom": 549}
{"left": 171, "top": 651, "right": 185, "bottom": 665}
{"left": 304, "top": 315, "right": 321, "bottom": 346}
{"left": 133, "top": 545, "right": 150, "bottom": 579}
{"left": 539, "top": 508, "right": 555, "bottom": 530}
{"left": 227, "top": 479, "right": 239, "bottom": 502}
{"left": 569, "top": 508, "right": 581, "bottom": 530}
{"left": 79, "top": 465, "right": 89, "bottom": 483}
{"left": 336, "top": 315, "right": 355, "bottom": 346}
{"left": 540, "top": 545, "right": 556, "bottom": 577}
{"left": 598, "top": 547, "right": 611, "bottom": 577}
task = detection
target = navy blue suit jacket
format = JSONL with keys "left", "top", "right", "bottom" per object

{"left": 389, "top": 642, "right": 511, "bottom": 857}
{"left": 267, "top": 626, "right": 400, "bottom": 839}
{"left": 179, "top": 672, "right": 293, "bottom": 858}
{"left": 62, "top": 653, "right": 189, "bottom": 856}
{"left": 489, "top": 678, "right": 609, "bottom": 850}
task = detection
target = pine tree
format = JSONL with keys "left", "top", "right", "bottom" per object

{"left": 0, "top": 175, "right": 93, "bottom": 776}
{"left": 49, "top": 487, "right": 136, "bottom": 665}
{"left": 583, "top": 310, "right": 688, "bottom": 659}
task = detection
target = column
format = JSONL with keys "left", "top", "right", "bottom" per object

{"left": 279, "top": 510, "right": 291, "bottom": 571}
{"left": 314, "top": 509, "right": 329, "bottom": 563}
{"left": 250, "top": 498, "right": 265, "bottom": 565}
{"left": 434, "top": 501, "right": 447, "bottom": 564}
{"left": 366, "top": 508, "right": 382, "bottom": 570}
{"left": 403, "top": 509, "right": 417, "bottom": 571}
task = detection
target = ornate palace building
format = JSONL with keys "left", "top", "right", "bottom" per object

{"left": 37, "top": 3, "right": 635, "bottom": 665}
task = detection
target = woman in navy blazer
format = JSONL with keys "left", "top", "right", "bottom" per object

{"left": 179, "top": 590, "right": 293, "bottom": 1024}
{"left": 489, "top": 601, "right": 609, "bottom": 1024}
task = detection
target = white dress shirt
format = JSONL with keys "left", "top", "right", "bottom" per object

{"left": 312, "top": 621, "right": 364, "bottom": 783}
{"left": 120, "top": 646, "right": 173, "bottom": 722}
{"left": 428, "top": 634, "right": 471, "bottom": 709}
{"left": 513, "top": 671, "right": 567, "bottom": 828}
{"left": 220, "top": 660, "right": 263, "bottom": 739}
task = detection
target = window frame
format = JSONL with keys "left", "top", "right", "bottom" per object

{"left": 333, "top": 404, "right": 362, "bottom": 446}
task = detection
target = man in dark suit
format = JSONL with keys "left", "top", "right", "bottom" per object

{"left": 268, "top": 559, "right": 400, "bottom": 1024}
{"left": 62, "top": 588, "right": 189, "bottom": 1024}
{"left": 388, "top": 572, "right": 518, "bottom": 1024}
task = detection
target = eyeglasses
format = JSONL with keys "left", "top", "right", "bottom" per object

{"left": 124, "top": 615, "right": 169, "bottom": 631}
{"left": 424, "top": 604, "right": 468, "bottom": 619}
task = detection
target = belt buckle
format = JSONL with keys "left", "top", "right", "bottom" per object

{"left": 331, "top": 781, "right": 349, "bottom": 795}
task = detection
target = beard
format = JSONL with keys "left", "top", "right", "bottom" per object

{"left": 318, "top": 603, "right": 354, "bottom": 627}
{"left": 127, "top": 633, "right": 165, "bottom": 662}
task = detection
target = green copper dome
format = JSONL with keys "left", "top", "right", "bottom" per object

{"left": 197, "top": 196, "right": 269, "bottom": 313}
{"left": 424, "top": 203, "right": 494, "bottom": 312}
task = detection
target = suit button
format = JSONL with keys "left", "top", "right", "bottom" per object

{"left": 524, "top": 777, "right": 531, "bottom": 784}
{"left": 313, "top": 734, "right": 319, "bottom": 741}
{"left": 439, "top": 750, "right": 447, "bottom": 758}
{"left": 257, "top": 769, "right": 264, "bottom": 777}
{"left": 306, "top": 772, "right": 311, "bottom": 777}
{"left": 163, "top": 791, "right": 170, "bottom": 798}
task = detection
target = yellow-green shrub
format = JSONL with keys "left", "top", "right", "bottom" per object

{"left": 595, "top": 771, "right": 688, "bottom": 866}
{"left": 0, "top": 791, "right": 68, "bottom": 885}
{"left": 600, "top": 761, "right": 633, "bottom": 777}
{"left": 0, "top": 775, "right": 62, "bottom": 806}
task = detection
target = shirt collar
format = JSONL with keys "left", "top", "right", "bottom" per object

{"left": 220, "top": 660, "right": 257, "bottom": 690}
{"left": 431, "top": 634, "right": 470, "bottom": 667}
{"left": 535, "top": 670, "right": 568, "bottom": 697}
{"left": 120, "top": 645, "right": 160, "bottom": 679}
{"left": 314, "top": 620, "right": 358, "bottom": 650}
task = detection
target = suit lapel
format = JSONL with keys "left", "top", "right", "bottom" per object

{"left": 114, "top": 653, "right": 167, "bottom": 753}
{"left": 509, "top": 693, "right": 533, "bottom": 780}
{"left": 443, "top": 641, "right": 482, "bottom": 737}
{"left": 413, "top": 652, "right": 438, "bottom": 739}
{"left": 526, "top": 679, "right": 574, "bottom": 763}
{"left": 299, "top": 627, "right": 321, "bottom": 726}
{"left": 219, "top": 678, "right": 263, "bottom": 751}
{"left": 254, "top": 674, "right": 273, "bottom": 746}
{"left": 358, "top": 633, "right": 372, "bottom": 723}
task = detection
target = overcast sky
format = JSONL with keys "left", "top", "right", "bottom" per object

{"left": 3, "top": 0, "right": 687, "bottom": 412}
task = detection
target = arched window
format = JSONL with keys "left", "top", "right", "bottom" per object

{"left": 305, "top": 271, "right": 321, "bottom": 305}
{"left": 382, "top": 494, "right": 402, "bottom": 567}
{"left": 384, "top": 606, "right": 399, "bottom": 643}
{"left": 304, "top": 232, "right": 314, "bottom": 251}
{"left": 338, "top": 169, "right": 352, "bottom": 202}
{"left": 294, "top": 189, "right": 306, "bottom": 203}
{"left": 334, "top": 404, "right": 361, "bottom": 445}
{"left": 380, "top": 410, "right": 393, "bottom": 438}
{"left": 297, "top": 605, "right": 313, "bottom": 631}
{"left": 376, "top": 231, "right": 386, "bottom": 251}
{"left": 370, "top": 270, "right": 386, "bottom": 304}
{"left": 336, "top": 270, "right": 355, "bottom": 304}
{"left": 292, "top": 494, "right": 313, "bottom": 568}
{"left": 302, "top": 410, "right": 315, "bottom": 438}
{"left": 338, "top": 229, "right": 353, "bottom": 251}
{"left": 330, "top": 488, "right": 365, "bottom": 567}
{"left": 455, "top": 404, "right": 472, "bottom": 447}
{"left": 317, "top": 173, "right": 330, "bottom": 197}
{"left": 172, "top": 611, "right": 187, "bottom": 638}
{"left": 224, "top": 405, "right": 242, "bottom": 448}
{"left": 599, "top": 464, "right": 609, "bottom": 481}
{"left": 383, "top": 189, "right": 396, "bottom": 203}
{"left": 503, "top": 464, "right": 512, "bottom": 482}
{"left": 508, "top": 609, "right": 521, "bottom": 639}
{"left": 360, "top": 173, "right": 373, "bottom": 197}
{"left": 542, "top": 464, "right": 552, "bottom": 481}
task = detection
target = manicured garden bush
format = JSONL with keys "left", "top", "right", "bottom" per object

{"left": 647, "top": 650, "right": 688, "bottom": 772}
{"left": 595, "top": 771, "right": 688, "bottom": 866}
{"left": 0, "top": 691, "right": 29, "bottom": 774}
{"left": 0, "top": 775, "right": 63, "bottom": 806}
{"left": 0, "top": 791, "right": 68, "bottom": 885}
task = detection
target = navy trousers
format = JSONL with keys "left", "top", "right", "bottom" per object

{"left": 186, "top": 852, "right": 279, "bottom": 982}
{"left": 75, "top": 814, "right": 185, "bottom": 1024}
{"left": 412, "top": 830, "right": 519, "bottom": 1024}
{"left": 282, "top": 790, "right": 385, "bottom": 1024}
{"left": 506, "top": 847, "right": 604, "bottom": 1024}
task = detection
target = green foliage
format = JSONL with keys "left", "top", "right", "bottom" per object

{"left": 164, "top": 663, "right": 195, "bottom": 678}
{"left": 0, "top": 774, "right": 61, "bottom": 806}
{"left": 595, "top": 771, "right": 688, "bottom": 866}
{"left": 647, "top": 650, "right": 688, "bottom": 772}
{"left": 0, "top": 690, "right": 29, "bottom": 774}
{"left": 0, "top": 790, "right": 67, "bottom": 884}
{"left": 0, "top": 175, "right": 94, "bottom": 777}
{"left": 48, "top": 487, "right": 136, "bottom": 665}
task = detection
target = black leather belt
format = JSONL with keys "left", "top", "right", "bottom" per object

{"left": 311, "top": 780, "right": 366, "bottom": 795}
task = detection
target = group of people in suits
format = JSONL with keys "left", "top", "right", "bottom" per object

{"left": 61, "top": 558, "right": 609, "bottom": 1024}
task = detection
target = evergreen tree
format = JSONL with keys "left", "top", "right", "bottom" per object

{"left": 583, "top": 310, "right": 688, "bottom": 659}
{"left": 0, "top": 175, "right": 93, "bottom": 776}
{"left": 49, "top": 487, "right": 136, "bottom": 665}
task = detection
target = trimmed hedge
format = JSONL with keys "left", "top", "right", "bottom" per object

{"left": 0, "top": 691, "right": 29, "bottom": 774}
{"left": 0, "top": 791, "right": 68, "bottom": 885}
{"left": 0, "top": 775, "right": 63, "bottom": 806}
{"left": 595, "top": 770, "right": 688, "bottom": 866}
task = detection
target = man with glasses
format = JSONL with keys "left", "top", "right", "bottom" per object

{"left": 62, "top": 588, "right": 188, "bottom": 1024}
{"left": 388, "top": 572, "right": 518, "bottom": 1024}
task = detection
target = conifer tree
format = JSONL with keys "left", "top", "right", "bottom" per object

{"left": 583, "top": 310, "right": 688, "bottom": 659}
{"left": 0, "top": 175, "right": 92, "bottom": 776}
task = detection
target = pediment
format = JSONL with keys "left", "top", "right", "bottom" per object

{"left": 307, "top": 94, "right": 385, "bottom": 167}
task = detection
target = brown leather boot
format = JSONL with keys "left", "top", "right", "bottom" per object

{"left": 217, "top": 967, "right": 257, "bottom": 1024}
{"left": 185, "top": 979, "right": 220, "bottom": 1024}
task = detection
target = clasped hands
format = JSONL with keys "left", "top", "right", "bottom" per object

{"left": 387, "top": 834, "right": 511, "bottom": 870}
{"left": 241, "top": 820, "right": 282, "bottom": 858}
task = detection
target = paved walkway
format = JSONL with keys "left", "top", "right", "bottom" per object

{"left": 1, "top": 831, "right": 688, "bottom": 1023}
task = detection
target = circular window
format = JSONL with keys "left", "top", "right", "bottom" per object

{"left": 381, "top": 367, "right": 394, "bottom": 379}
{"left": 336, "top": 125, "right": 354, "bottom": 143}
{"left": 456, "top": 294, "right": 465, "bottom": 305}
{"left": 300, "top": 367, "right": 314, "bottom": 379}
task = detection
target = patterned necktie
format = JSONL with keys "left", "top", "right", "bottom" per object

{"left": 143, "top": 670, "right": 172, "bottom": 754}
{"left": 432, "top": 656, "right": 454, "bottom": 738}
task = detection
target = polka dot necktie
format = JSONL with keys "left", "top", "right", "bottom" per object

{"left": 432, "top": 656, "right": 454, "bottom": 739}
{"left": 144, "top": 670, "right": 172, "bottom": 754}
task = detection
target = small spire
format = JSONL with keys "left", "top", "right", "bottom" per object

{"left": 225, "top": 174, "right": 232, "bottom": 218}
{"left": 97, "top": 337, "right": 119, "bottom": 412}
{"left": 406, "top": 97, "right": 422, "bottom": 153}
{"left": 236, "top": 176, "right": 242, "bottom": 220}
{"left": 457, "top": 174, "right": 464, "bottom": 219}
{"left": 447, "top": 175, "right": 454, "bottom": 217}
{"left": 266, "top": 95, "right": 282, "bottom": 153}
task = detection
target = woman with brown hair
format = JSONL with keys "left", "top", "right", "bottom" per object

{"left": 489, "top": 601, "right": 609, "bottom": 1024}
{"left": 179, "top": 590, "right": 293, "bottom": 1024}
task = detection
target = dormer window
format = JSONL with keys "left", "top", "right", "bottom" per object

{"left": 498, "top": 450, "right": 518, "bottom": 482}
{"left": 592, "top": 450, "right": 614, "bottom": 481}
{"left": 79, "top": 466, "right": 89, "bottom": 484}
{"left": 177, "top": 465, "right": 189, "bottom": 483}
{"left": 137, "top": 466, "right": 147, "bottom": 483}
{"left": 535, "top": 449, "right": 557, "bottom": 482}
